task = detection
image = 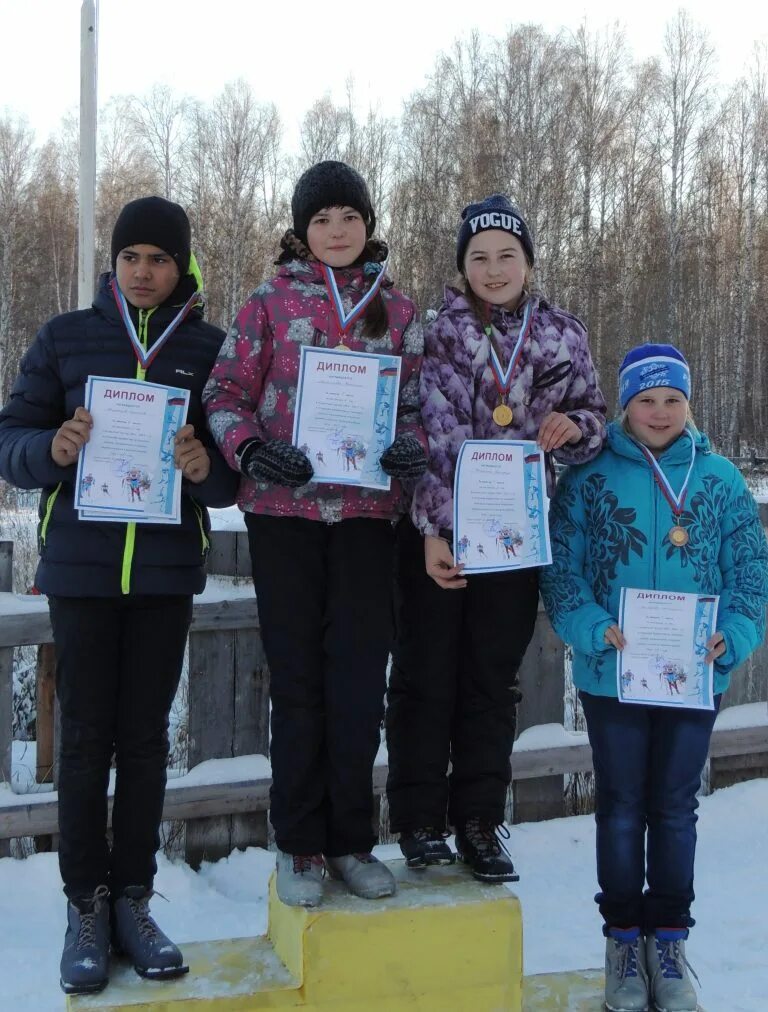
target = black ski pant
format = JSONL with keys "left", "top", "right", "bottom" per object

{"left": 49, "top": 594, "right": 192, "bottom": 900}
{"left": 386, "top": 518, "right": 539, "bottom": 832}
{"left": 244, "top": 514, "right": 395, "bottom": 856}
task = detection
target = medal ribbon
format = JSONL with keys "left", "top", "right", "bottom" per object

{"left": 111, "top": 277, "right": 201, "bottom": 369}
{"left": 321, "top": 258, "right": 389, "bottom": 340}
{"left": 485, "top": 301, "right": 533, "bottom": 403}
{"left": 636, "top": 430, "right": 696, "bottom": 519}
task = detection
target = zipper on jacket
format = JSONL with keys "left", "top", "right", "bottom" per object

{"left": 120, "top": 306, "right": 155, "bottom": 594}
{"left": 39, "top": 482, "right": 62, "bottom": 547}
{"left": 192, "top": 500, "right": 210, "bottom": 557}
{"left": 651, "top": 471, "right": 658, "bottom": 589}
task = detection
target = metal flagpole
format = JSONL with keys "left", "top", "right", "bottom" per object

{"left": 78, "top": 0, "right": 99, "bottom": 309}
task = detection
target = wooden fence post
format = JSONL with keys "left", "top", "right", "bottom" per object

{"left": 35, "top": 645, "right": 56, "bottom": 785}
{"left": 512, "top": 605, "right": 565, "bottom": 823}
{"left": 34, "top": 643, "right": 57, "bottom": 853}
{"left": 185, "top": 530, "right": 270, "bottom": 867}
{"left": 710, "top": 643, "right": 768, "bottom": 788}
{"left": 710, "top": 503, "right": 768, "bottom": 789}
{"left": 0, "top": 542, "right": 14, "bottom": 858}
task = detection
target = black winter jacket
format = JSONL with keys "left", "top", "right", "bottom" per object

{"left": 0, "top": 272, "right": 238, "bottom": 597}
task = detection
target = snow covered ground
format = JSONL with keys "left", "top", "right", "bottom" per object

{"left": 0, "top": 502, "right": 765, "bottom": 1010}
{"left": 0, "top": 778, "right": 764, "bottom": 1011}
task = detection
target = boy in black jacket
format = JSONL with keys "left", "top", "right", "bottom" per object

{"left": 0, "top": 197, "right": 238, "bottom": 995}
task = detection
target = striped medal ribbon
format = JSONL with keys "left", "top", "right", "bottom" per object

{"left": 635, "top": 431, "right": 696, "bottom": 547}
{"left": 111, "top": 277, "right": 201, "bottom": 370}
{"left": 486, "top": 301, "right": 533, "bottom": 427}
{"left": 321, "top": 258, "right": 389, "bottom": 350}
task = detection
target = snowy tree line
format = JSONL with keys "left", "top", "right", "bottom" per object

{"left": 1, "top": 11, "right": 768, "bottom": 454}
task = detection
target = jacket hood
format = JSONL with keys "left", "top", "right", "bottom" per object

{"left": 94, "top": 251, "right": 206, "bottom": 322}
{"left": 276, "top": 228, "right": 389, "bottom": 267}
{"left": 440, "top": 284, "right": 540, "bottom": 323}
{"left": 606, "top": 419, "right": 710, "bottom": 463}
{"left": 275, "top": 232, "right": 394, "bottom": 292}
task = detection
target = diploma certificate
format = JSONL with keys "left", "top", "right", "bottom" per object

{"left": 292, "top": 346, "right": 401, "bottom": 490}
{"left": 75, "top": 376, "right": 190, "bottom": 524}
{"left": 617, "top": 588, "right": 718, "bottom": 710}
{"left": 452, "top": 439, "right": 551, "bottom": 574}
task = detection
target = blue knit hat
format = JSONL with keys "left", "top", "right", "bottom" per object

{"left": 456, "top": 194, "right": 534, "bottom": 270}
{"left": 619, "top": 344, "right": 691, "bottom": 409}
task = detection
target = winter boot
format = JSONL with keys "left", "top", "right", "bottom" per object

{"left": 455, "top": 818, "right": 519, "bottom": 882}
{"left": 399, "top": 827, "right": 456, "bottom": 869}
{"left": 646, "top": 929, "right": 699, "bottom": 1012}
{"left": 325, "top": 853, "right": 396, "bottom": 899}
{"left": 275, "top": 850, "right": 325, "bottom": 907}
{"left": 604, "top": 926, "right": 649, "bottom": 1011}
{"left": 111, "top": 886, "right": 188, "bottom": 980}
{"left": 59, "top": 884, "right": 110, "bottom": 995}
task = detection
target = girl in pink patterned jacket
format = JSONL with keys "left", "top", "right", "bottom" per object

{"left": 203, "top": 161, "right": 427, "bottom": 907}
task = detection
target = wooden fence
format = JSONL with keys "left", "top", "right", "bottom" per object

{"left": 0, "top": 517, "right": 766, "bottom": 867}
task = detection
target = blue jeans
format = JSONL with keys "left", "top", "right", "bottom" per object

{"left": 580, "top": 691, "right": 720, "bottom": 932}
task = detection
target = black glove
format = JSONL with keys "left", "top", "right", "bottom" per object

{"left": 238, "top": 439, "right": 314, "bottom": 488}
{"left": 379, "top": 434, "right": 428, "bottom": 479}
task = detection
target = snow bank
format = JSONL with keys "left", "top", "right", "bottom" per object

{"left": 0, "top": 779, "right": 764, "bottom": 1011}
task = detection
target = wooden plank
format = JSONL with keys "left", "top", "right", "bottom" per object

{"left": 206, "top": 530, "right": 238, "bottom": 578}
{"left": 190, "top": 599, "right": 259, "bottom": 633}
{"left": 236, "top": 532, "right": 252, "bottom": 578}
{"left": 0, "top": 595, "right": 260, "bottom": 649}
{"left": 0, "top": 542, "right": 13, "bottom": 858}
{"left": 35, "top": 644, "right": 56, "bottom": 784}
{"left": 721, "top": 646, "right": 767, "bottom": 709}
{"left": 711, "top": 753, "right": 768, "bottom": 790}
{"left": 513, "top": 610, "right": 565, "bottom": 823}
{"left": 230, "top": 627, "right": 270, "bottom": 851}
{"left": 187, "top": 524, "right": 269, "bottom": 861}
{"left": 0, "top": 645, "right": 11, "bottom": 782}
{"left": 0, "top": 777, "right": 273, "bottom": 839}
{"left": 0, "top": 722, "right": 764, "bottom": 841}
{"left": 34, "top": 642, "right": 56, "bottom": 853}
{"left": 185, "top": 615, "right": 272, "bottom": 863}
{"left": 186, "top": 628, "right": 237, "bottom": 867}
{"left": 206, "top": 530, "right": 252, "bottom": 580}
{"left": 709, "top": 724, "right": 768, "bottom": 758}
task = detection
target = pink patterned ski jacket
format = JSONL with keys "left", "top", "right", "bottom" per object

{"left": 203, "top": 257, "right": 426, "bottom": 523}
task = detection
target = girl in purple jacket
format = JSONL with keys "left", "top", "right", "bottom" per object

{"left": 204, "top": 161, "right": 427, "bottom": 907}
{"left": 386, "top": 194, "right": 606, "bottom": 879}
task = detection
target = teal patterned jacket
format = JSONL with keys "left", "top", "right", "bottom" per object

{"left": 540, "top": 421, "right": 768, "bottom": 696}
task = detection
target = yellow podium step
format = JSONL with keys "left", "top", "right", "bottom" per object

{"left": 523, "top": 969, "right": 605, "bottom": 1010}
{"left": 68, "top": 861, "right": 522, "bottom": 1011}
{"left": 67, "top": 935, "right": 299, "bottom": 1011}
{"left": 522, "top": 969, "right": 705, "bottom": 1011}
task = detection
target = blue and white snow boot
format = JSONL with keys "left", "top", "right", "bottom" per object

{"left": 604, "top": 925, "right": 649, "bottom": 1011}
{"left": 646, "top": 928, "right": 698, "bottom": 1012}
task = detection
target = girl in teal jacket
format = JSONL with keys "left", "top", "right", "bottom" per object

{"left": 540, "top": 343, "right": 768, "bottom": 1012}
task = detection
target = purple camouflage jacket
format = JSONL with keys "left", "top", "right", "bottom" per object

{"left": 412, "top": 286, "right": 607, "bottom": 536}
{"left": 203, "top": 257, "right": 426, "bottom": 524}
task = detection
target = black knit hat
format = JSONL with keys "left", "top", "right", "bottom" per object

{"left": 291, "top": 161, "right": 376, "bottom": 243}
{"left": 111, "top": 196, "right": 191, "bottom": 274}
{"left": 456, "top": 194, "right": 534, "bottom": 271}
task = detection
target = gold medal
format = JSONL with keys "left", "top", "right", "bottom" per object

{"left": 493, "top": 403, "right": 514, "bottom": 427}
{"left": 669, "top": 524, "right": 689, "bottom": 548}
{"left": 336, "top": 342, "right": 350, "bottom": 351}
